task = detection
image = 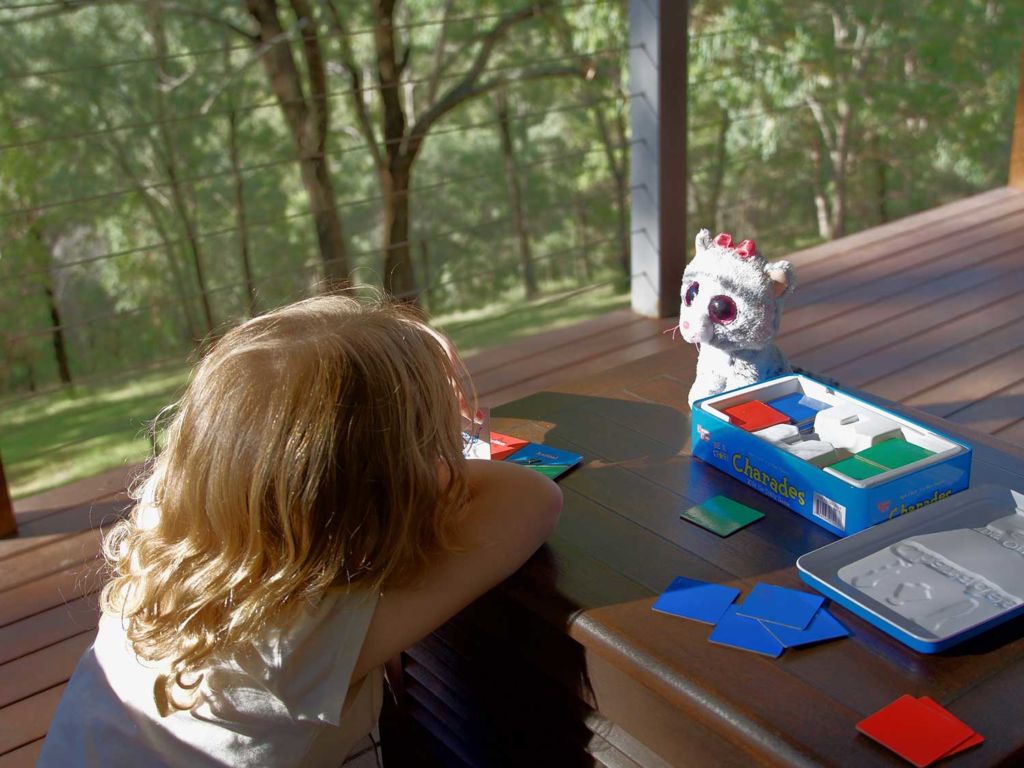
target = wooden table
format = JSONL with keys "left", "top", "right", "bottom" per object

{"left": 384, "top": 345, "right": 1024, "bottom": 768}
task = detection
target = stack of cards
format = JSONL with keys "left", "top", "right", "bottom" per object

{"left": 857, "top": 695, "right": 983, "bottom": 766}
{"left": 487, "top": 431, "right": 583, "bottom": 481}
{"left": 767, "top": 392, "right": 831, "bottom": 432}
{"left": 652, "top": 578, "right": 849, "bottom": 658}
{"left": 489, "top": 431, "right": 529, "bottom": 460}
{"left": 722, "top": 400, "right": 790, "bottom": 432}
{"left": 681, "top": 495, "right": 764, "bottom": 537}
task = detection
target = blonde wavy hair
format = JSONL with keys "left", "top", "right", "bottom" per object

{"left": 101, "top": 294, "right": 472, "bottom": 712}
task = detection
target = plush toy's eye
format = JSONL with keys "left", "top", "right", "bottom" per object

{"left": 684, "top": 281, "right": 699, "bottom": 307}
{"left": 708, "top": 295, "right": 737, "bottom": 325}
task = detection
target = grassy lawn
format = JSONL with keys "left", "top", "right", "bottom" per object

{"left": 0, "top": 283, "right": 628, "bottom": 500}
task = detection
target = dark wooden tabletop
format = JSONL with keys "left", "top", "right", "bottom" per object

{"left": 472, "top": 344, "right": 1024, "bottom": 768}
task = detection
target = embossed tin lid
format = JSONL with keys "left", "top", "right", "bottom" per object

{"left": 797, "top": 485, "right": 1024, "bottom": 652}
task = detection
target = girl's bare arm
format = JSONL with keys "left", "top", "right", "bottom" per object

{"left": 352, "top": 459, "right": 562, "bottom": 680}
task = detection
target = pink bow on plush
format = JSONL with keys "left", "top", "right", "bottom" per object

{"left": 714, "top": 232, "right": 757, "bottom": 260}
{"left": 734, "top": 239, "right": 756, "bottom": 258}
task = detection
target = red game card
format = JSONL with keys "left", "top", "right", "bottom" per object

{"left": 917, "top": 697, "right": 983, "bottom": 758}
{"left": 721, "top": 400, "right": 789, "bottom": 432}
{"left": 489, "top": 432, "right": 530, "bottom": 461}
{"left": 856, "top": 695, "right": 976, "bottom": 767}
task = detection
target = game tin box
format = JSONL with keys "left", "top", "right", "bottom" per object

{"left": 797, "top": 485, "right": 1024, "bottom": 652}
{"left": 691, "top": 374, "right": 972, "bottom": 536}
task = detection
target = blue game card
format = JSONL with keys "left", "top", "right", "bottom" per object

{"left": 651, "top": 576, "right": 740, "bottom": 625}
{"left": 708, "top": 605, "right": 785, "bottom": 657}
{"left": 768, "top": 392, "right": 831, "bottom": 431}
{"left": 735, "top": 583, "right": 824, "bottom": 630}
{"left": 759, "top": 608, "right": 850, "bottom": 648}
{"left": 505, "top": 443, "right": 583, "bottom": 480}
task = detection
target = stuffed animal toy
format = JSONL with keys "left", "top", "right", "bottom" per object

{"left": 680, "top": 229, "right": 796, "bottom": 407}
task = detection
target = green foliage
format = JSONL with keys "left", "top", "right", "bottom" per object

{"left": 687, "top": 0, "right": 1023, "bottom": 251}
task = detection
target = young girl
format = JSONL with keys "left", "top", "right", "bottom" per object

{"left": 40, "top": 295, "right": 562, "bottom": 767}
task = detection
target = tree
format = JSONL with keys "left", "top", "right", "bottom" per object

{"left": 324, "top": 0, "right": 593, "bottom": 298}
{"left": 245, "top": 0, "right": 351, "bottom": 286}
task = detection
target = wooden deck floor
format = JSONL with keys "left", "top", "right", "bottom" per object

{"left": 3, "top": 186, "right": 1024, "bottom": 764}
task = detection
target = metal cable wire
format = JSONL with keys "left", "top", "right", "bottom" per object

{"left": 0, "top": 125, "right": 624, "bottom": 283}
{"left": 0, "top": 234, "right": 621, "bottom": 408}
{"left": 2, "top": 0, "right": 614, "bottom": 79}
{"left": 0, "top": 354, "right": 191, "bottom": 411}
{"left": 1, "top": 180, "right": 618, "bottom": 344}
{"left": 0, "top": 47, "right": 629, "bottom": 152}
{"left": 0, "top": 113, "right": 625, "bottom": 218}
{"left": 689, "top": 13, "right": 831, "bottom": 41}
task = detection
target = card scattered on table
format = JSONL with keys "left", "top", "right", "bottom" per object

{"left": 856, "top": 694, "right": 981, "bottom": 767}
{"left": 681, "top": 495, "right": 764, "bottom": 537}
{"left": 652, "top": 576, "right": 740, "bottom": 625}
{"left": 652, "top": 578, "right": 849, "bottom": 658}
{"left": 760, "top": 607, "right": 849, "bottom": 648}
{"left": 918, "top": 697, "right": 984, "bottom": 759}
{"left": 505, "top": 443, "right": 583, "bottom": 480}
{"left": 735, "top": 583, "right": 824, "bottom": 630}
{"left": 489, "top": 431, "right": 530, "bottom": 461}
{"left": 708, "top": 605, "right": 785, "bottom": 657}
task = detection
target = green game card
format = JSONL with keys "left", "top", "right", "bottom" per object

{"left": 828, "top": 456, "right": 887, "bottom": 481}
{"left": 857, "top": 439, "right": 934, "bottom": 469}
{"left": 681, "top": 495, "right": 764, "bottom": 537}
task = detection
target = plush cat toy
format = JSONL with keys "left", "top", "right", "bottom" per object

{"left": 680, "top": 229, "right": 795, "bottom": 408}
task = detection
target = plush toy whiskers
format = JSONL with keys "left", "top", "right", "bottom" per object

{"left": 680, "top": 229, "right": 795, "bottom": 407}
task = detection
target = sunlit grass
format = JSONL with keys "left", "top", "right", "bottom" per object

{"left": 0, "top": 281, "right": 628, "bottom": 500}
{"left": 437, "top": 281, "right": 629, "bottom": 356}
{"left": 1, "top": 367, "right": 190, "bottom": 499}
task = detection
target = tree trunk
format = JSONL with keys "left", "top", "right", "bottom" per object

{"left": 30, "top": 225, "right": 73, "bottom": 386}
{"left": 573, "top": 193, "right": 593, "bottom": 282}
{"left": 809, "top": 133, "right": 834, "bottom": 239}
{"left": 246, "top": 0, "right": 350, "bottom": 286}
{"left": 43, "top": 282, "right": 72, "bottom": 386}
{"left": 495, "top": 90, "right": 537, "bottom": 300}
{"left": 381, "top": 159, "right": 417, "bottom": 298}
{"left": 148, "top": 0, "right": 214, "bottom": 334}
{"left": 226, "top": 44, "right": 257, "bottom": 317}
{"left": 102, "top": 137, "right": 199, "bottom": 342}
{"left": 419, "top": 238, "right": 432, "bottom": 311}
{"left": 594, "top": 103, "right": 630, "bottom": 277}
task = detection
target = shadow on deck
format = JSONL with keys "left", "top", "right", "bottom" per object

{"left": 3, "top": 187, "right": 1024, "bottom": 764}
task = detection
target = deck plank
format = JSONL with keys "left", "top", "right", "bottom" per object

{"left": 865, "top": 316, "right": 1024, "bottom": 405}
{"left": 0, "top": 559, "right": 106, "bottom": 628}
{"left": 0, "top": 631, "right": 95, "bottom": 709}
{"left": 814, "top": 265, "right": 1024, "bottom": 381}
{"left": 779, "top": 187, "right": 1012, "bottom": 268}
{"left": 787, "top": 189, "right": 1024, "bottom": 295}
{"left": 0, "top": 595, "right": 100, "bottom": 666}
{"left": 0, "top": 685, "right": 65, "bottom": 755}
{"left": 0, "top": 739, "right": 43, "bottom": 768}
{"left": 781, "top": 214, "right": 1024, "bottom": 354}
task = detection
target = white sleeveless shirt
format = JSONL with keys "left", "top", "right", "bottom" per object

{"left": 40, "top": 588, "right": 381, "bottom": 767}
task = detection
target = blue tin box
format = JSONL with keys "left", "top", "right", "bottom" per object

{"left": 797, "top": 485, "right": 1024, "bottom": 652}
{"left": 691, "top": 375, "right": 972, "bottom": 536}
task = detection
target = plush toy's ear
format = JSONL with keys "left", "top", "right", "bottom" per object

{"left": 695, "top": 228, "right": 713, "bottom": 253}
{"left": 765, "top": 260, "right": 795, "bottom": 299}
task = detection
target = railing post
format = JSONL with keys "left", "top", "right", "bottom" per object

{"left": 1010, "top": 42, "right": 1024, "bottom": 188}
{"left": 629, "top": 0, "right": 688, "bottom": 318}
{"left": 0, "top": 453, "right": 15, "bottom": 537}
